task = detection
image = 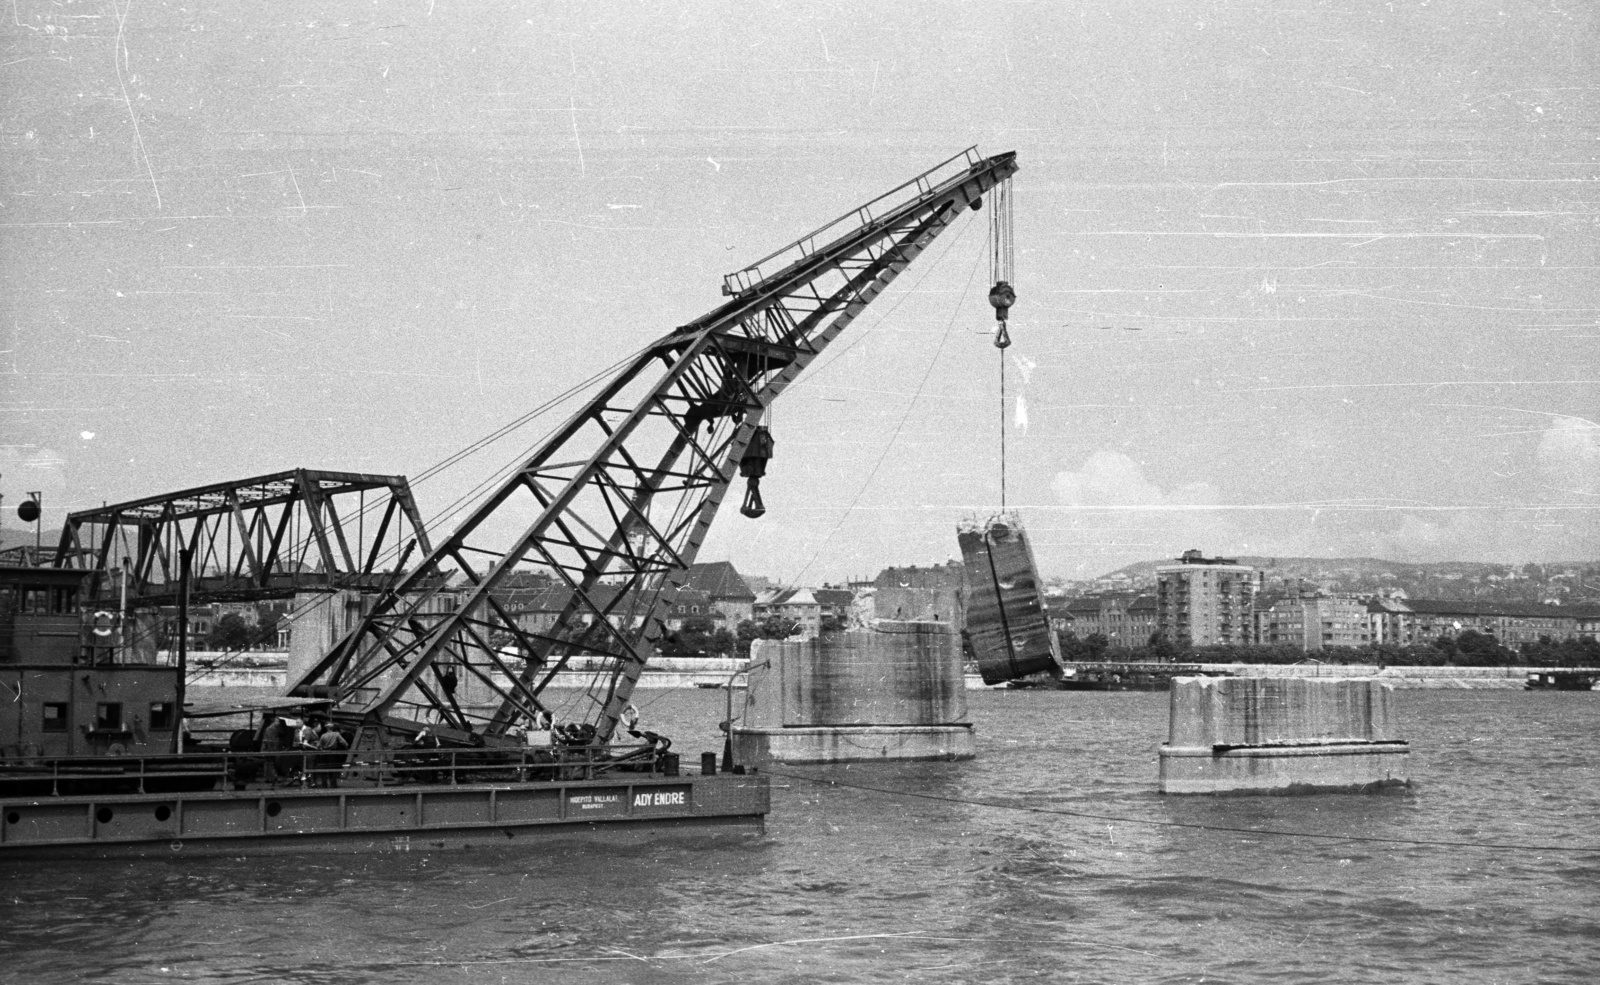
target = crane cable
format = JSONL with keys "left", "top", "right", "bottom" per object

{"left": 987, "top": 179, "right": 1015, "bottom": 511}
{"left": 788, "top": 215, "right": 986, "bottom": 587}
{"left": 171, "top": 343, "right": 654, "bottom": 685}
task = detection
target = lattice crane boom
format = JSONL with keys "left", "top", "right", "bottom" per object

{"left": 289, "top": 148, "right": 1018, "bottom": 746}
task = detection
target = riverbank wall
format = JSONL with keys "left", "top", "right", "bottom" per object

{"left": 174, "top": 652, "right": 1588, "bottom": 692}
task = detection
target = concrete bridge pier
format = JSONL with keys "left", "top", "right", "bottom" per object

{"left": 1159, "top": 676, "right": 1410, "bottom": 795}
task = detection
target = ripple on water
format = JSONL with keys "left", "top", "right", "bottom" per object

{"left": 4, "top": 689, "right": 1597, "bottom": 984}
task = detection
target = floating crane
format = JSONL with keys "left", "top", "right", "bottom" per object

{"left": 289, "top": 148, "right": 1020, "bottom": 751}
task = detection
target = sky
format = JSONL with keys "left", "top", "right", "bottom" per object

{"left": 2, "top": 0, "right": 1597, "bottom": 584}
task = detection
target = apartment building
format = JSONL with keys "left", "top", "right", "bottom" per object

{"left": 1155, "top": 550, "right": 1257, "bottom": 645}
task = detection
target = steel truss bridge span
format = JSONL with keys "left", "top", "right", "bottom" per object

{"left": 55, "top": 469, "right": 432, "bottom": 608}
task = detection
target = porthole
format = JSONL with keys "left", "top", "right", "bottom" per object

{"left": 5, "top": 811, "right": 18, "bottom": 825}
{"left": 95, "top": 807, "right": 114, "bottom": 824}
{"left": 154, "top": 805, "right": 172, "bottom": 822}
{"left": 265, "top": 801, "right": 282, "bottom": 817}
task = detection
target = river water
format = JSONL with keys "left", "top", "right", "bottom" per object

{"left": 3, "top": 688, "right": 1596, "bottom": 984}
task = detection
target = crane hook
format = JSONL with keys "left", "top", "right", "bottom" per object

{"left": 989, "top": 281, "right": 1015, "bottom": 349}
{"left": 738, "top": 425, "right": 774, "bottom": 519}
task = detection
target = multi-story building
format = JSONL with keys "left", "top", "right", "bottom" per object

{"left": 1053, "top": 593, "right": 1157, "bottom": 648}
{"left": 658, "top": 588, "right": 722, "bottom": 631}
{"left": 1261, "top": 594, "right": 1372, "bottom": 652}
{"left": 1155, "top": 550, "right": 1256, "bottom": 646}
{"left": 1368, "top": 599, "right": 1584, "bottom": 647}
{"left": 684, "top": 561, "right": 757, "bottom": 626}
{"left": 1575, "top": 604, "right": 1600, "bottom": 641}
{"left": 1365, "top": 597, "right": 1411, "bottom": 645}
{"left": 753, "top": 586, "right": 856, "bottom": 637}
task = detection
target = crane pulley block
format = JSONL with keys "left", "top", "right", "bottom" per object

{"left": 739, "top": 426, "right": 774, "bottom": 479}
{"left": 988, "top": 280, "right": 1015, "bottom": 323}
{"left": 739, "top": 426, "right": 774, "bottom": 518}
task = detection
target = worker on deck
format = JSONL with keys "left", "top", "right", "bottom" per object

{"left": 525, "top": 710, "right": 554, "bottom": 748}
{"left": 257, "top": 711, "right": 293, "bottom": 783}
{"left": 314, "top": 722, "right": 350, "bottom": 788}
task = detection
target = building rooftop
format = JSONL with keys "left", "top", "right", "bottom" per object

{"left": 1394, "top": 598, "right": 1584, "bottom": 619}
{"left": 1159, "top": 549, "right": 1248, "bottom": 569}
{"left": 685, "top": 561, "right": 755, "bottom": 601}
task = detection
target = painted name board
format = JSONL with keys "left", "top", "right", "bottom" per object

{"left": 565, "top": 789, "right": 624, "bottom": 815}
{"left": 630, "top": 785, "right": 692, "bottom": 810}
{"left": 564, "top": 786, "right": 691, "bottom": 815}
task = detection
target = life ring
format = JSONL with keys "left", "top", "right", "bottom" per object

{"left": 92, "top": 611, "right": 116, "bottom": 637}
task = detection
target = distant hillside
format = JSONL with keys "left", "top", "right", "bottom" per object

{"left": 0, "top": 527, "right": 65, "bottom": 569}
{"left": 0, "top": 526, "right": 60, "bottom": 551}
{"left": 1089, "top": 556, "right": 1600, "bottom": 605}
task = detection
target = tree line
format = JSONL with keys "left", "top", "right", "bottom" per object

{"left": 654, "top": 614, "right": 843, "bottom": 660}
{"left": 1059, "top": 630, "right": 1600, "bottom": 668}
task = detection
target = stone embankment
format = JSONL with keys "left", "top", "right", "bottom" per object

{"left": 174, "top": 653, "right": 1588, "bottom": 692}
{"left": 179, "top": 652, "right": 746, "bottom": 690}
{"left": 1193, "top": 664, "right": 1561, "bottom": 689}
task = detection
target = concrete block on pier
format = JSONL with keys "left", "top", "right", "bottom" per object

{"left": 734, "top": 622, "right": 974, "bottom": 764}
{"left": 1159, "top": 676, "right": 1409, "bottom": 795}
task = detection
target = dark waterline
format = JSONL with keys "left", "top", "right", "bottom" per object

{"left": 3, "top": 689, "right": 1597, "bottom": 984}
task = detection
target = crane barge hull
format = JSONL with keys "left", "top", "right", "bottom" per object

{"left": 1, "top": 773, "right": 767, "bottom": 859}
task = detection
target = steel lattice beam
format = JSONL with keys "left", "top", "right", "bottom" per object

{"left": 55, "top": 469, "right": 433, "bottom": 607}
{"left": 290, "top": 148, "right": 1018, "bottom": 745}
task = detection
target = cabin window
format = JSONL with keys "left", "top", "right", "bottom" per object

{"left": 41, "top": 702, "right": 69, "bottom": 732}
{"left": 95, "top": 702, "right": 124, "bottom": 731}
{"left": 149, "top": 701, "right": 174, "bottom": 730}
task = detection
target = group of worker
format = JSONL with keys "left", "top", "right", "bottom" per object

{"left": 256, "top": 712, "right": 350, "bottom": 787}
{"left": 507, "top": 705, "right": 643, "bottom": 749}
{"left": 238, "top": 704, "right": 657, "bottom": 789}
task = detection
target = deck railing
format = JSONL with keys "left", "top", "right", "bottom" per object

{"left": 0, "top": 742, "right": 685, "bottom": 797}
{"left": 720, "top": 146, "right": 984, "bottom": 297}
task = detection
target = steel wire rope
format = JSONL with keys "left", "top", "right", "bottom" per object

{"left": 990, "top": 180, "right": 1013, "bottom": 512}
{"left": 789, "top": 217, "right": 987, "bottom": 588}
{"left": 167, "top": 214, "right": 968, "bottom": 702}
{"left": 549, "top": 222, "right": 984, "bottom": 712}
{"left": 543, "top": 217, "right": 979, "bottom": 714}
{"left": 779, "top": 211, "right": 981, "bottom": 411}
{"left": 394, "top": 210, "right": 987, "bottom": 716}
{"left": 172, "top": 343, "right": 654, "bottom": 685}
{"left": 761, "top": 766, "right": 1600, "bottom": 855}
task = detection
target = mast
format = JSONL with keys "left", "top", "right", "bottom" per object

{"left": 292, "top": 149, "right": 1020, "bottom": 746}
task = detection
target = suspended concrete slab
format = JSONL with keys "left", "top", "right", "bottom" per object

{"left": 958, "top": 513, "right": 1063, "bottom": 685}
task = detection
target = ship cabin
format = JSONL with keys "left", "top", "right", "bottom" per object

{"left": 0, "top": 565, "right": 181, "bottom": 761}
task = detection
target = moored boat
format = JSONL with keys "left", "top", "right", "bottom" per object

{"left": 1524, "top": 670, "right": 1598, "bottom": 691}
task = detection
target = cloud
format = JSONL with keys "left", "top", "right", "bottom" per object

{"left": 1052, "top": 450, "right": 1218, "bottom": 508}
{"left": 1043, "top": 450, "right": 1600, "bottom": 574}
{"left": 1535, "top": 414, "right": 1600, "bottom": 495}
{"left": 1043, "top": 451, "right": 1232, "bottom": 575}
